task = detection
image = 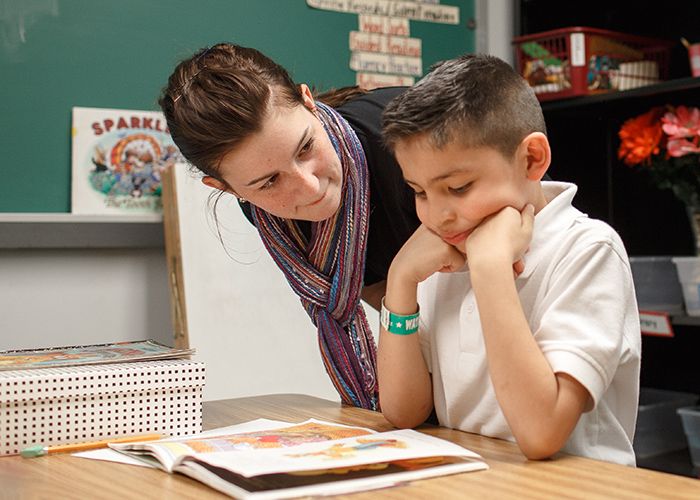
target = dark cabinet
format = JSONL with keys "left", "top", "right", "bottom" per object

{"left": 541, "top": 79, "right": 700, "bottom": 257}
{"left": 516, "top": 0, "right": 700, "bottom": 477}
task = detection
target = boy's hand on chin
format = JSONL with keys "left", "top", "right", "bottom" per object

{"left": 391, "top": 224, "right": 467, "bottom": 285}
{"left": 465, "top": 205, "right": 534, "bottom": 276}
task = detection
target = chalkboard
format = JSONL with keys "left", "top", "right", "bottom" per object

{"left": 0, "top": 0, "right": 474, "bottom": 212}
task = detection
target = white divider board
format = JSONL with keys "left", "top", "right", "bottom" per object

{"left": 173, "top": 165, "right": 372, "bottom": 402}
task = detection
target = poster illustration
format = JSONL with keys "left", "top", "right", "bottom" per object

{"left": 71, "top": 107, "right": 184, "bottom": 215}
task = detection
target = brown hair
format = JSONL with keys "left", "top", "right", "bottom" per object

{"left": 159, "top": 43, "right": 366, "bottom": 185}
{"left": 382, "top": 53, "right": 546, "bottom": 158}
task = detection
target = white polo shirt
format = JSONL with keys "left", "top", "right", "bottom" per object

{"left": 417, "top": 181, "right": 641, "bottom": 466}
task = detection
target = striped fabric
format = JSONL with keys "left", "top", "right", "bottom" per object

{"left": 250, "top": 102, "right": 378, "bottom": 410}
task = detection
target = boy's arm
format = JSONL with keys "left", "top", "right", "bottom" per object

{"left": 467, "top": 206, "right": 589, "bottom": 459}
{"left": 378, "top": 225, "right": 465, "bottom": 429}
{"left": 471, "top": 260, "right": 589, "bottom": 459}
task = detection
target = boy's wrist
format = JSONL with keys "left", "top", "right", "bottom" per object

{"left": 469, "top": 255, "right": 516, "bottom": 285}
{"left": 388, "top": 262, "right": 420, "bottom": 290}
{"left": 384, "top": 270, "right": 419, "bottom": 316}
{"left": 468, "top": 251, "right": 512, "bottom": 273}
{"left": 381, "top": 297, "right": 420, "bottom": 335}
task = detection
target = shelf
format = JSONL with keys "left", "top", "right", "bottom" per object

{"left": 0, "top": 213, "right": 162, "bottom": 223}
{"left": 0, "top": 213, "right": 164, "bottom": 249}
{"left": 671, "top": 315, "right": 700, "bottom": 327}
{"left": 637, "top": 448, "right": 697, "bottom": 479}
{"left": 541, "top": 77, "right": 700, "bottom": 112}
{"left": 640, "top": 311, "right": 700, "bottom": 328}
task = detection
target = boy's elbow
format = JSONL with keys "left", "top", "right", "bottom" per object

{"left": 520, "top": 442, "right": 559, "bottom": 461}
{"left": 380, "top": 399, "right": 433, "bottom": 429}
{"left": 515, "top": 393, "right": 586, "bottom": 460}
{"left": 383, "top": 411, "right": 424, "bottom": 429}
{"left": 516, "top": 429, "right": 567, "bottom": 461}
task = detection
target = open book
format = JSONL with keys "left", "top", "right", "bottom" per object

{"left": 109, "top": 418, "right": 487, "bottom": 499}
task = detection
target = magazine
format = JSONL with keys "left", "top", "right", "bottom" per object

{"left": 110, "top": 418, "right": 487, "bottom": 499}
{"left": 71, "top": 106, "right": 184, "bottom": 215}
{"left": 0, "top": 340, "right": 194, "bottom": 371}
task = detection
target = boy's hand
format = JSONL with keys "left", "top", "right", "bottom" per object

{"left": 466, "top": 204, "right": 535, "bottom": 274}
{"left": 390, "top": 224, "right": 467, "bottom": 286}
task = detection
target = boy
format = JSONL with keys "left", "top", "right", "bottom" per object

{"left": 378, "top": 54, "right": 641, "bottom": 466}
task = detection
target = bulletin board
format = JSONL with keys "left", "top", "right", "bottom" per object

{"left": 0, "top": 0, "right": 474, "bottom": 212}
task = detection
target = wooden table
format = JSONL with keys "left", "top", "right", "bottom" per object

{"left": 1, "top": 394, "right": 698, "bottom": 499}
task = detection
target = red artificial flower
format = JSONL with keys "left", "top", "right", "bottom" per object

{"left": 619, "top": 105, "right": 700, "bottom": 208}
{"left": 618, "top": 107, "right": 665, "bottom": 166}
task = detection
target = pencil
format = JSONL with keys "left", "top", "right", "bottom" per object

{"left": 20, "top": 433, "right": 166, "bottom": 458}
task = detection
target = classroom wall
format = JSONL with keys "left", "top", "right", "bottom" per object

{"left": 475, "top": 0, "right": 514, "bottom": 64}
{"left": 0, "top": 1, "right": 514, "bottom": 397}
{"left": 0, "top": 248, "right": 173, "bottom": 350}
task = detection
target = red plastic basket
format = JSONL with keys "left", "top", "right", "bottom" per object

{"left": 512, "top": 27, "right": 674, "bottom": 102}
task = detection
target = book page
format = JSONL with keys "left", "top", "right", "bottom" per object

{"left": 85, "top": 419, "right": 290, "bottom": 470}
{"left": 73, "top": 448, "right": 155, "bottom": 467}
{"left": 194, "top": 428, "right": 482, "bottom": 478}
{"left": 110, "top": 419, "right": 376, "bottom": 472}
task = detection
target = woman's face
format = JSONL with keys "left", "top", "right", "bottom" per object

{"left": 211, "top": 86, "right": 343, "bottom": 221}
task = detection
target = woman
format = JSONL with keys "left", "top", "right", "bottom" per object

{"left": 159, "top": 43, "right": 418, "bottom": 410}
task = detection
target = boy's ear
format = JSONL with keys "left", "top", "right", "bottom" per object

{"left": 202, "top": 175, "right": 233, "bottom": 194}
{"left": 520, "top": 132, "right": 551, "bottom": 181}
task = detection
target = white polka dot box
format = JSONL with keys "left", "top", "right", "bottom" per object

{"left": 0, "top": 359, "right": 205, "bottom": 455}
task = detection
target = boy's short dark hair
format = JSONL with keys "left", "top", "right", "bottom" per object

{"left": 382, "top": 54, "right": 546, "bottom": 158}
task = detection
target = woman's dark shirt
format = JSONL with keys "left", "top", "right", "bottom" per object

{"left": 240, "top": 86, "right": 419, "bottom": 286}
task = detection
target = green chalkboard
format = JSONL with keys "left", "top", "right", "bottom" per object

{"left": 0, "top": 0, "right": 474, "bottom": 212}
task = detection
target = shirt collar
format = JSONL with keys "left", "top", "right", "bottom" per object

{"left": 517, "top": 181, "right": 585, "bottom": 279}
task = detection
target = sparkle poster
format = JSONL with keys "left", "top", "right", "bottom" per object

{"left": 71, "top": 107, "right": 184, "bottom": 215}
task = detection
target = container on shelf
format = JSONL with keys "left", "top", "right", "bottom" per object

{"left": 629, "top": 256, "right": 684, "bottom": 314}
{"left": 671, "top": 257, "right": 700, "bottom": 316}
{"left": 677, "top": 406, "right": 700, "bottom": 472}
{"left": 634, "top": 388, "right": 699, "bottom": 459}
{"left": 512, "top": 27, "right": 674, "bottom": 102}
{"left": 687, "top": 43, "right": 700, "bottom": 77}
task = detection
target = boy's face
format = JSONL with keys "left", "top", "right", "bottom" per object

{"left": 394, "top": 134, "right": 534, "bottom": 253}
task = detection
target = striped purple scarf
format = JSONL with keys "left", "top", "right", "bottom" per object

{"left": 250, "top": 101, "right": 378, "bottom": 410}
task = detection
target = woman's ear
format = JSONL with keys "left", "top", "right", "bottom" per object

{"left": 202, "top": 175, "right": 232, "bottom": 193}
{"left": 521, "top": 132, "right": 551, "bottom": 181}
{"left": 299, "top": 83, "right": 316, "bottom": 112}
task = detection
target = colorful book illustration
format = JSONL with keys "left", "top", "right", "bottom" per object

{"left": 109, "top": 418, "right": 487, "bottom": 499}
{"left": 71, "top": 106, "right": 184, "bottom": 215}
{"left": 0, "top": 340, "right": 194, "bottom": 371}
